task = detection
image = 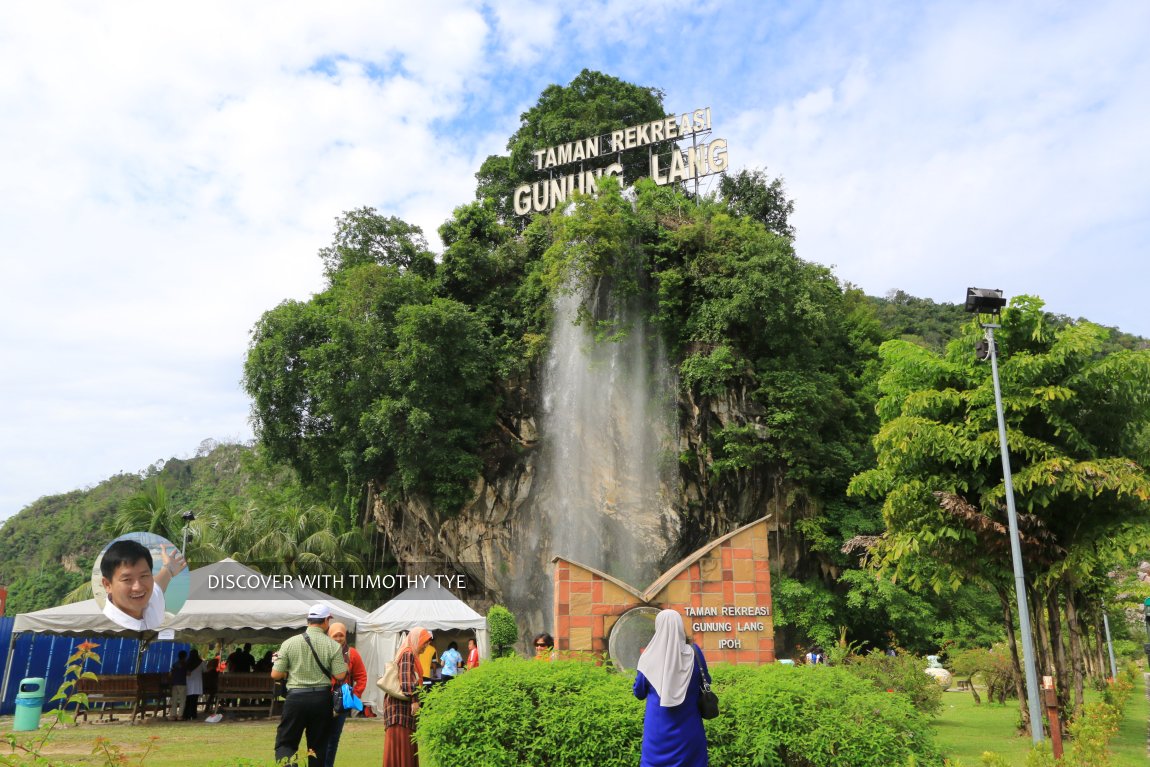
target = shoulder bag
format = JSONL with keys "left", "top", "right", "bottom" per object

{"left": 376, "top": 652, "right": 411, "bottom": 701}
{"left": 693, "top": 644, "right": 719, "bottom": 720}
{"left": 303, "top": 633, "right": 344, "bottom": 717}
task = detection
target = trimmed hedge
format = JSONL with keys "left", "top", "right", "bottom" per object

{"left": 418, "top": 659, "right": 944, "bottom": 767}
{"left": 417, "top": 659, "right": 643, "bottom": 767}
{"left": 708, "top": 663, "right": 943, "bottom": 766}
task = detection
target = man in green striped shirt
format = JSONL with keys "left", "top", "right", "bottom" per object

{"left": 272, "top": 604, "right": 348, "bottom": 766}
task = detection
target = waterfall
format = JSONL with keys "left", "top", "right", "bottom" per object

{"left": 535, "top": 274, "right": 680, "bottom": 588}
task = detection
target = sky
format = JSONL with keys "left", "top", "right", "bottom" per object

{"left": 1, "top": 1, "right": 1147, "bottom": 521}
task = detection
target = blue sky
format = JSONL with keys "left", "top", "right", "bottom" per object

{"left": 1, "top": 0, "right": 1147, "bottom": 521}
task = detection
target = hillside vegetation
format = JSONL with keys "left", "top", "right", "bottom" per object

{"left": 0, "top": 441, "right": 304, "bottom": 614}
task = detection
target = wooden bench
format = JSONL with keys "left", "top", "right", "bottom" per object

{"left": 208, "top": 673, "right": 278, "bottom": 718}
{"left": 75, "top": 674, "right": 140, "bottom": 722}
{"left": 135, "top": 673, "right": 169, "bottom": 721}
{"left": 74, "top": 673, "right": 171, "bottom": 722}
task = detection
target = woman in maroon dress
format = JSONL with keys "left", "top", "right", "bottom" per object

{"left": 383, "top": 627, "right": 432, "bottom": 767}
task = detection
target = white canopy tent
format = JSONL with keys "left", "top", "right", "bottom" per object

{"left": 165, "top": 558, "right": 368, "bottom": 642}
{"left": 357, "top": 583, "right": 488, "bottom": 712}
{"left": 8, "top": 558, "right": 368, "bottom": 642}
{"left": 11, "top": 598, "right": 121, "bottom": 637}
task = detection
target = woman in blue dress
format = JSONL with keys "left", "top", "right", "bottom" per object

{"left": 633, "top": 609, "right": 709, "bottom": 767}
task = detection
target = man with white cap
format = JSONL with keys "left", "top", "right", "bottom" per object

{"left": 271, "top": 604, "right": 348, "bottom": 766}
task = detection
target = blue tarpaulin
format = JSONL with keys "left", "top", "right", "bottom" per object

{"left": 0, "top": 616, "right": 189, "bottom": 715}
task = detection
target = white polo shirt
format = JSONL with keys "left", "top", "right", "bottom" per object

{"left": 103, "top": 582, "right": 166, "bottom": 631}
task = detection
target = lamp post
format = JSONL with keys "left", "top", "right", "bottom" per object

{"left": 181, "top": 510, "right": 196, "bottom": 554}
{"left": 965, "top": 287, "right": 1044, "bottom": 745}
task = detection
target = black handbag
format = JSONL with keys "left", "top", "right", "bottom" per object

{"left": 694, "top": 645, "right": 719, "bottom": 719}
{"left": 303, "top": 634, "right": 343, "bottom": 717}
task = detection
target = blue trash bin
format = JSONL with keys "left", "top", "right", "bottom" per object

{"left": 13, "top": 677, "right": 46, "bottom": 731}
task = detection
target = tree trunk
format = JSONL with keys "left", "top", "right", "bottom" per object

{"left": 1064, "top": 585, "right": 1087, "bottom": 718}
{"left": 1032, "top": 587, "right": 1053, "bottom": 684}
{"left": 1094, "top": 616, "right": 1107, "bottom": 679}
{"left": 1000, "top": 588, "right": 1030, "bottom": 733}
{"left": 1046, "top": 587, "right": 1069, "bottom": 715}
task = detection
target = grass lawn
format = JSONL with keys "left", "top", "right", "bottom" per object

{"left": 3, "top": 677, "right": 1145, "bottom": 766}
{"left": 933, "top": 673, "right": 1148, "bottom": 766}
{"left": 1, "top": 714, "right": 387, "bottom": 766}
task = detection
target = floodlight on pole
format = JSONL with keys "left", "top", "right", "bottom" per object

{"left": 965, "top": 287, "right": 1044, "bottom": 745}
{"left": 181, "top": 510, "right": 196, "bottom": 554}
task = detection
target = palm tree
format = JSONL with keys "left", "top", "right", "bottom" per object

{"left": 109, "top": 480, "right": 183, "bottom": 542}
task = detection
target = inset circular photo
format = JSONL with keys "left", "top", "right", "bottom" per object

{"left": 92, "top": 532, "right": 190, "bottom": 631}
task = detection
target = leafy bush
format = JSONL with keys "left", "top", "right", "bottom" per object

{"left": 841, "top": 650, "right": 944, "bottom": 715}
{"left": 417, "top": 658, "right": 642, "bottom": 767}
{"left": 708, "top": 663, "right": 945, "bottom": 767}
{"left": 487, "top": 604, "right": 519, "bottom": 657}
{"left": 419, "top": 659, "right": 944, "bottom": 767}
{"left": 985, "top": 665, "right": 1137, "bottom": 767}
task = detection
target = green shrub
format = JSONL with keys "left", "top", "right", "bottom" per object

{"left": 1064, "top": 701, "right": 1122, "bottom": 767}
{"left": 417, "top": 658, "right": 642, "bottom": 767}
{"left": 419, "top": 659, "right": 945, "bottom": 767}
{"left": 487, "top": 604, "right": 519, "bottom": 657}
{"left": 709, "top": 663, "right": 945, "bottom": 767}
{"left": 841, "top": 650, "right": 944, "bottom": 715}
{"left": 979, "top": 752, "right": 1014, "bottom": 767}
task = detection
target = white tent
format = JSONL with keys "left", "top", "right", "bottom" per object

{"left": 11, "top": 598, "right": 122, "bottom": 636}
{"left": 9, "top": 558, "right": 367, "bottom": 642}
{"left": 357, "top": 584, "right": 488, "bottom": 712}
{"left": 165, "top": 558, "right": 368, "bottom": 642}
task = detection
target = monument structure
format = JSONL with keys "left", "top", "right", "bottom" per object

{"left": 553, "top": 517, "right": 774, "bottom": 668}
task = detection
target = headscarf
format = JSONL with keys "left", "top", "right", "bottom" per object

{"left": 397, "top": 626, "right": 433, "bottom": 679}
{"left": 636, "top": 609, "right": 696, "bottom": 707}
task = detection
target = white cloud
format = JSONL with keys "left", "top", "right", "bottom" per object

{"left": 728, "top": 1, "right": 1150, "bottom": 330}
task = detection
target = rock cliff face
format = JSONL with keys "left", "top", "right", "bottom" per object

{"left": 370, "top": 367, "right": 814, "bottom": 643}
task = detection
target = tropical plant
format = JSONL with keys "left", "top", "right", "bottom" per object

{"left": 108, "top": 480, "right": 183, "bottom": 542}
{"left": 850, "top": 296, "right": 1150, "bottom": 727}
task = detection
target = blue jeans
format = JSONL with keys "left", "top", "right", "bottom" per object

{"left": 322, "top": 711, "right": 347, "bottom": 767}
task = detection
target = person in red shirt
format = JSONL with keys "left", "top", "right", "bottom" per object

{"left": 324, "top": 621, "right": 367, "bottom": 767}
{"left": 465, "top": 637, "right": 480, "bottom": 670}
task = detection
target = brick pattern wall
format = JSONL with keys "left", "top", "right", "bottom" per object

{"left": 553, "top": 519, "right": 774, "bottom": 664}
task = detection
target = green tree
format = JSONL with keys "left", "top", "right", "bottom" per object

{"left": 245, "top": 210, "right": 497, "bottom": 513}
{"left": 5, "top": 565, "right": 86, "bottom": 614}
{"left": 850, "top": 296, "right": 1150, "bottom": 723}
{"left": 109, "top": 480, "right": 183, "bottom": 542}
{"left": 361, "top": 298, "right": 496, "bottom": 509}
{"left": 718, "top": 167, "right": 796, "bottom": 240}
{"left": 319, "top": 207, "right": 436, "bottom": 280}
{"left": 476, "top": 69, "right": 668, "bottom": 221}
{"left": 487, "top": 604, "right": 519, "bottom": 657}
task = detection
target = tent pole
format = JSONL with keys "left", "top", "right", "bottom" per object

{"left": 0, "top": 632, "right": 19, "bottom": 710}
{"left": 134, "top": 634, "right": 154, "bottom": 675}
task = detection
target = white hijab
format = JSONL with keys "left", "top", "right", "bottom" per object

{"left": 636, "top": 609, "right": 695, "bottom": 707}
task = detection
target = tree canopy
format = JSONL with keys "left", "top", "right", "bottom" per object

{"left": 475, "top": 69, "right": 668, "bottom": 221}
{"left": 849, "top": 296, "right": 1150, "bottom": 716}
